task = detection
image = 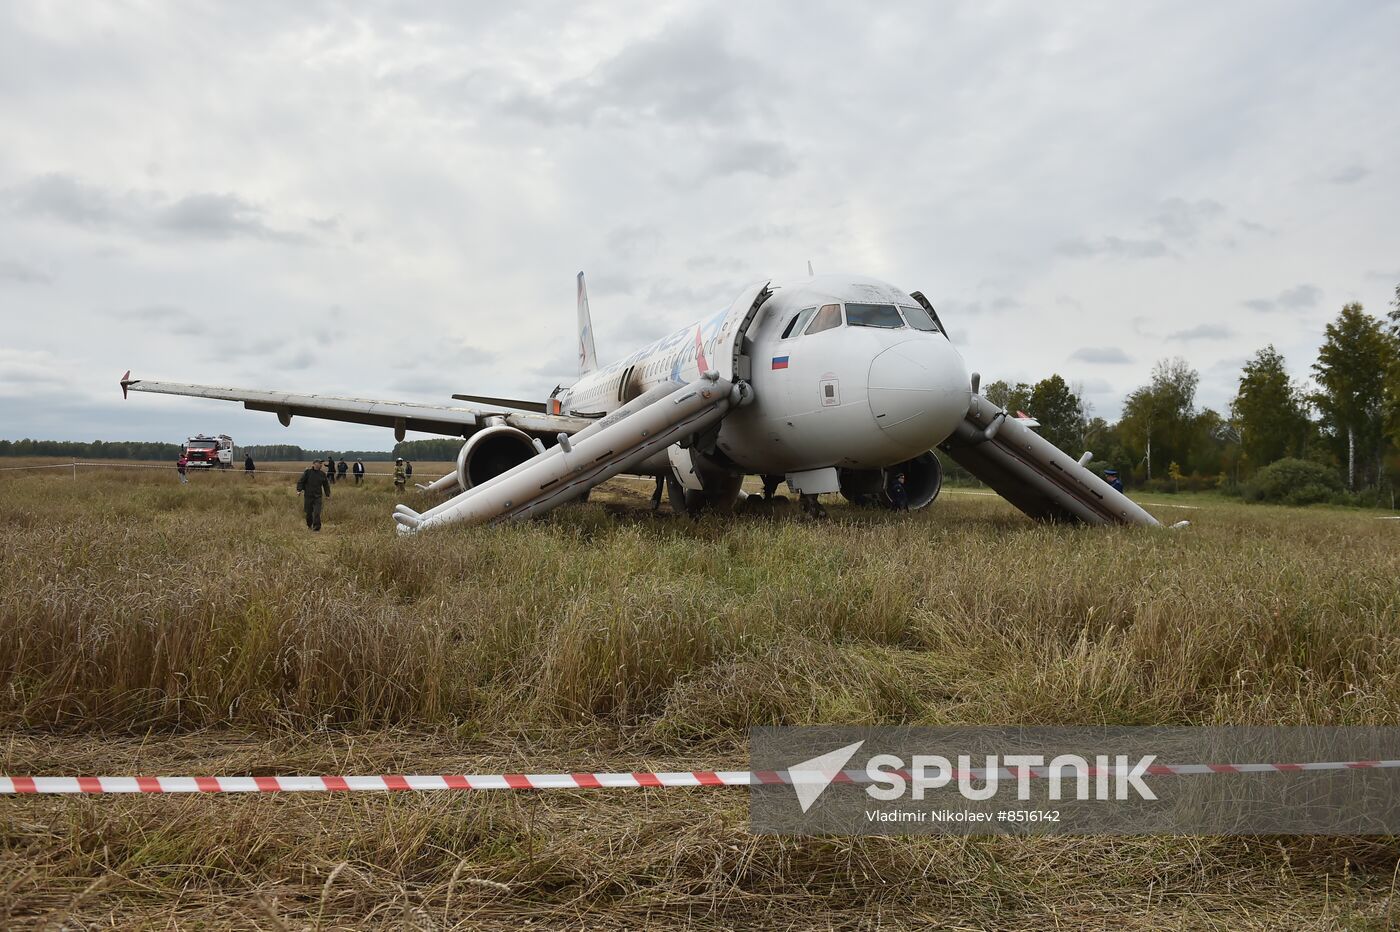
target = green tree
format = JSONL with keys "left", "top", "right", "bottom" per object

{"left": 1385, "top": 286, "right": 1400, "bottom": 456}
{"left": 1119, "top": 358, "right": 1199, "bottom": 480}
{"left": 1230, "top": 345, "right": 1310, "bottom": 472}
{"left": 1026, "top": 374, "right": 1084, "bottom": 454}
{"left": 1311, "top": 303, "right": 1390, "bottom": 489}
{"left": 983, "top": 379, "right": 1032, "bottom": 414}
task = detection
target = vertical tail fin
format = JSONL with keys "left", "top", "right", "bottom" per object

{"left": 576, "top": 271, "right": 598, "bottom": 375}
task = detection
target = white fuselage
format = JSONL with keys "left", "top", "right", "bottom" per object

{"left": 558, "top": 274, "right": 971, "bottom": 474}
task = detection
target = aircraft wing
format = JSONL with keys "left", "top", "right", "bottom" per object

{"left": 120, "top": 374, "right": 591, "bottom": 441}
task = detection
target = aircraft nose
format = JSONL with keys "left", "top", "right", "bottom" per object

{"left": 867, "top": 338, "right": 971, "bottom": 450}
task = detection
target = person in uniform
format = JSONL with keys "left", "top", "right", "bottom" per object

{"left": 887, "top": 471, "right": 909, "bottom": 511}
{"left": 325, "top": 456, "right": 337, "bottom": 483}
{"left": 393, "top": 458, "right": 407, "bottom": 492}
{"left": 297, "top": 460, "right": 332, "bottom": 530}
{"left": 337, "top": 458, "right": 348, "bottom": 482}
{"left": 1104, "top": 468, "right": 1124, "bottom": 492}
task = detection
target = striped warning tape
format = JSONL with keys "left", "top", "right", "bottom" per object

{"left": 4, "top": 760, "right": 1398, "bottom": 794}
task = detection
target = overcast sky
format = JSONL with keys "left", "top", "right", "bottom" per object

{"left": 2, "top": 1, "right": 1397, "bottom": 448}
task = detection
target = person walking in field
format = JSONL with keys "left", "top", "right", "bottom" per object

{"left": 176, "top": 454, "right": 189, "bottom": 484}
{"left": 353, "top": 460, "right": 365, "bottom": 484}
{"left": 337, "top": 458, "right": 348, "bottom": 482}
{"left": 325, "top": 456, "right": 336, "bottom": 483}
{"left": 297, "top": 460, "right": 332, "bottom": 531}
{"left": 244, "top": 453, "right": 255, "bottom": 477}
{"left": 405, "top": 460, "right": 414, "bottom": 480}
{"left": 393, "top": 458, "right": 407, "bottom": 492}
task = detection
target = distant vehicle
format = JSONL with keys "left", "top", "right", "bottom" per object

{"left": 182, "top": 434, "right": 234, "bottom": 468}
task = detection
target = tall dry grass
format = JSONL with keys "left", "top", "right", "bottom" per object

{"left": 0, "top": 461, "right": 1398, "bottom": 927}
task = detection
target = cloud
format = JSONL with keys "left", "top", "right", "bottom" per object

{"left": 1167, "top": 324, "right": 1234, "bottom": 341}
{"left": 0, "top": 258, "right": 50, "bottom": 284}
{"left": 1055, "top": 236, "right": 1172, "bottom": 259}
{"left": 1069, "top": 347, "right": 1134, "bottom": 364}
{"left": 702, "top": 140, "right": 797, "bottom": 180}
{"left": 121, "top": 304, "right": 209, "bottom": 337}
{"left": 154, "top": 193, "right": 304, "bottom": 242}
{"left": 1277, "top": 284, "right": 1322, "bottom": 308}
{"left": 1147, "top": 198, "right": 1225, "bottom": 240}
{"left": 607, "top": 224, "right": 664, "bottom": 259}
{"left": 0, "top": 348, "right": 69, "bottom": 397}
{"left": 1330, "top": 164, "right": 1369, "bottom": 185}
{"left": 497, "top": 17, "right": 777, "bottom": 130}
{"left": 5, "top": 173, "right": 305, "bottom": 243}
{"left": 1242, "top": 283, "right": 1321, "bottom": 312}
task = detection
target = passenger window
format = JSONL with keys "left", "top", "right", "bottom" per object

{"left": 805, "top": 304, "right": 842, "bottom": 335}
{"left": 781, "top": 307, "right": 816, "bottom": 339}
{"left": 899, "top": 305, "right": 940, "bottom": 332}
{"left": 845, "top": 303, "right": 904, "bottom": 329}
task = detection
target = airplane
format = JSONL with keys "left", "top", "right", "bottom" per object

{"left": 122, "top": 272, "right": 1161, "bottom": 533}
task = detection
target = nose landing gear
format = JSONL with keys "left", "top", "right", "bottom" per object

{"left": 798, "top": 493, "right": 828, "bottom": 518}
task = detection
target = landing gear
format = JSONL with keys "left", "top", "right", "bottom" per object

{"left": 798, "top": 493, "right": 827, "bottom": 518}
{"left": 761, "top": 474, "right": 783, "bottom": 500}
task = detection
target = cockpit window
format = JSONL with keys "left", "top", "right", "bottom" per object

{"left": 845, "top": 303, "right": 905, "bottom": 329}
{"left": 899, "top": 305, "right": 940, "bottom": 333}
{"left": 805, "top": 303, "right": 842, "bottom": 335}
{"left": 781, "top": 307, "right": 816, "bottom": 339}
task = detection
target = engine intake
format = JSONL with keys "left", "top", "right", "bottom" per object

{"left": 456, "top": 425, "right": 538, "bottom": 490}
{"left": 838, "top": 452, "right": 943, "bottom": 510}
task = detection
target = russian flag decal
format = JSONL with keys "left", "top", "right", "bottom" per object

{"left": 771, "top": 356, "right": 789, "bottom": 370}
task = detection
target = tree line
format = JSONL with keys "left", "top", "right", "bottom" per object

{"left": 0, "top": 439, "right": 400, "bottom": 462}
{"left": 975, "top": 289, "right": 1400, "bottom": 504}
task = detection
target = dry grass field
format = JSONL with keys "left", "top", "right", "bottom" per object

{"left": 1, "top": 458, "right": 1397, "bottom": 929}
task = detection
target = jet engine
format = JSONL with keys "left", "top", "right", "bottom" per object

{"left": 894, "top": 450, "right": 943, "bottom": 509}
{"left": 455, "top": 425, "right": 538, "bottom": 489}
{"left": 838, "top": 468, "right": 885, "bottom": 507}
{"left": 837, "top": 452, "right": 943, "bottom": 509}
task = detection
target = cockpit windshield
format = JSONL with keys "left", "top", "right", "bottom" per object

{"left": 898, "top": 305, "right": 940, "bottom": 333}
{"left": 781, "top": 307, "right": 816, "bottom": 339}
{"left": 844, "top": 303, "right": 905, "bottom": 329}
{"left": 804, "top": 304, "right": 842, "bottom": 335}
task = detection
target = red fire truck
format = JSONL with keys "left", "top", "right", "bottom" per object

{"left": 182, "top": 434, "right": 235, "bottom": 468}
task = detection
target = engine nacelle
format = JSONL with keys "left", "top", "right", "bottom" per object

{"left": 456, "top": 425, "right": 538, "bottom": 490}
{"left": 895, "top": 451, "right": 943, "bottom": 509}
{"left": 838, "top": 452, "right": 943, "bottom": 509}
{"left": 838, "top": 468, "right": 885, "bottom": 507}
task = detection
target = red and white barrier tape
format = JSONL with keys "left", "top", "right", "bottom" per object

{"left": 4, "top": 760, "right": 1398, "bottom": 795}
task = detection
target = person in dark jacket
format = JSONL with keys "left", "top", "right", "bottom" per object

{"left": 405, "top": 460, "right": 414, "bottom": 479}
{"left": 337, "top": 459, "right": 348, "bottom": 482}
{"left": 887, "top": 471, "right": 909, "bottom": 511}
{"left": 325, "top": 456, "right": 336, "bottom": 483}
{"left": 1105, "top": 468, "right": 1124, "bottom": 493}
{"left": 244, "top": 454, "right": 256, "bottom": 477}
{"left": 352, "top": 460, "right": 365, "bottom": 484}
{"left": 297, "top": 460, "right": 332, "bottom": 530}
